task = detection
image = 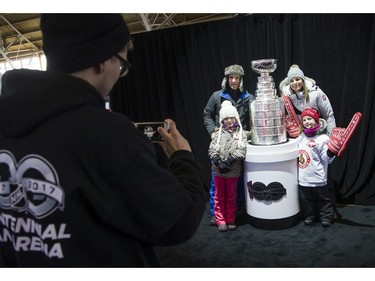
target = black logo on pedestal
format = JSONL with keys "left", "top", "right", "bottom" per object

{"left": 247, "top": 181, "right": 286, "bottom": 202}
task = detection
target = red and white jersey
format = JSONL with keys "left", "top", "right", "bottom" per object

{"left": 296, "top": 133, "right": 335, "bottom": 187}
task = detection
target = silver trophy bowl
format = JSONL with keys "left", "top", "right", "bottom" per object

{"left": 251, "top": 59, "right": 277, "bottom": 74}
{"left": 249, "top": 58, "right": 286, "bottom": 145}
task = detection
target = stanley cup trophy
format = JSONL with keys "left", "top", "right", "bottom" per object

{"left": 244, "top": 58, "right": 299, "bottom": 230}
{"left": 249, "top": 59, "right": 287, "bottom": 145}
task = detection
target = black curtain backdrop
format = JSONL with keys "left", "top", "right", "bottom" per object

{"left": 110, "top": 14, "right": 375, "bottom": 205}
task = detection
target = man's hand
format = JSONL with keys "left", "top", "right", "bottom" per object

{"left": 158, "top": 119, "right": 191, "bottom": 158}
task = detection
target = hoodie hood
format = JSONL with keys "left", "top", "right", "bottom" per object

{"left": 0, "top": 69, "right": 104, "bottom": 138}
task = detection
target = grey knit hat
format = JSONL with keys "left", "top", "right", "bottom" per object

{"left": 221, "top": 64, "right": 245, "bottom": 91}
{"left": 287, "top": 64, "right": 305, "bottom": 82}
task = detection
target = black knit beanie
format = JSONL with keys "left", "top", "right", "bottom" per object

{"left": 40, "top": 14, "right": 130, "bottom": 73}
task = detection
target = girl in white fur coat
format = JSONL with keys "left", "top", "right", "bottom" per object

{"left": 208, "top": 100, "right": 248, "bottom": 232}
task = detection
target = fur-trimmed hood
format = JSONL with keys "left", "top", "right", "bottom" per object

{"left": 318, "top": 118, "right": 328, "bottom": 134}
{"left": 279, "top": 76, "right": 316, "bottom": 96}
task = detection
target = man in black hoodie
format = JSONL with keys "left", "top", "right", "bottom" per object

{"left": 0, "top": 14, "right": 207, "bottom": 267}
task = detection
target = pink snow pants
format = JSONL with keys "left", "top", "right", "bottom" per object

{"left": 214, "top": 176, "right": 238, "bottom": 225}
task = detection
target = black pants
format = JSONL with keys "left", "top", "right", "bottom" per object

{"left": 299, "top": 185, "right": 333, "bottom": 221}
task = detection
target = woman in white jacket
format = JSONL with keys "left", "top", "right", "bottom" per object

{"left": 279, "top": 64, "right": 336, "bottom": 136}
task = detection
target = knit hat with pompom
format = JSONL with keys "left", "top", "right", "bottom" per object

{"left": 287, "top": 64, "right": 305, "bottom": 83}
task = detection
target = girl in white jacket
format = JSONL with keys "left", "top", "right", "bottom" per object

{"left": 208, "top": 100, "right": 248, "bottom": 232}
{"left": 297, "top": 108, "right": 335, "bottom": 227}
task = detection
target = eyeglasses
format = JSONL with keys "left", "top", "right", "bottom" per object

{"left": 115, "top": 54, "right": 132, "bottom": 77}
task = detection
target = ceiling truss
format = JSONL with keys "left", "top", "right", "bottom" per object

{"left": 0, "top": 13, "right": 235, "bottom": 64}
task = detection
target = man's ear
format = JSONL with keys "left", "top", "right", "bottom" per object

{"left": 96, "top": 62, "right": 106, "bottom": 74}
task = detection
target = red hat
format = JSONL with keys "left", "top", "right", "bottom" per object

{"left": 301, "top": 108, "right": 319, "bottom": 122}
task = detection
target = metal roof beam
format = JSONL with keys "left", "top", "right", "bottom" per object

{"left": 157, "top": 14, "right": 177, "bottom": 30}
{"left": 0, "top": 47, "right": 15, "bottom": 68}
{"left": 0, "top": 15, "right": 39, "bottom": 51}
{"left": 139, "top": 13, "right": 151, "bottom": 31}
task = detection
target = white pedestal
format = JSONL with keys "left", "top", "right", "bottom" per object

{"left": 244, "top": 139, "right": 300, "bottom": 229}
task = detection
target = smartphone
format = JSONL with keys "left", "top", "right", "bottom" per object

{"left": 134, "top": 122, "right": 169, "bottom": 143}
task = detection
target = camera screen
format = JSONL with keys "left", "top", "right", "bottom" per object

{"left": 134, "top": 122, "right": 167, "bottom": 143}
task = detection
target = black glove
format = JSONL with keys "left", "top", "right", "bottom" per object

{"left": 222, "top": 155, "right": 235, "bottom": 166}
{"left": 218, "top": 162, "right": 231, "bottom": 174}
{"left": 212, "top": 155, "right": 221, "bottom": 166}
{"left": 327, "top": 149, "right": 335, "bottom": 158}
